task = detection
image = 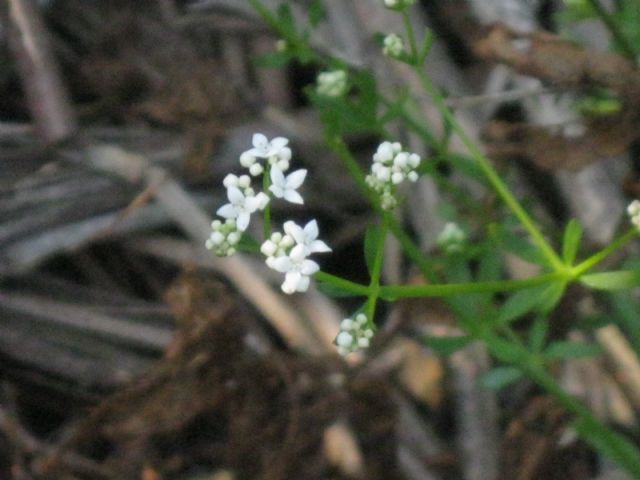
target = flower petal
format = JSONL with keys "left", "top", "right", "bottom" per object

{"left": 270, "top": 165, "right": 285, "bottom": 187}
{"left": 285, "top": 169, "right": 307, "bottom": 189}
{"left": 289, "top": 244, "right": 307, "bottom": 263}
{"left": 227, "top": 186, "right": 244, "bottom": 205}
{"left": 284, "top": 221, "right": 305, "bottom": 245}
{"left": 309, "top": 239, "right": 331, "bottom": 253}
{"left": 303, "top": 220, "right": 318, "bottom": 241}
{"left": 236, "top": 212, "right": 250, "bottom": 231}
{"left": 270, "top": 256, "right": 293, "bottom": 273}
{"left": 269, "top": 184, "right": 284, "bottom": 198}
{"left": 300, "top": 259, "right": 319, "bottom": 276}
{"left": 283, "top": 190, "right": 304, "bottom": 204}
{"left": 252, "top": 133, "right": 268, "bottom": 151}
{"left": 217, "top": 204, "right": 238, "bottom": 219}
{"left": 296, "top": 275, "right": 310, "bottom": 292}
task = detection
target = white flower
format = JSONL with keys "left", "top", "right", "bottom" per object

{"left": 270, "top": 244, "right": 320, "bottom": 294}
{"left": 245, "top": 133, "right": 289, "bottom": 159}
{"left": 206, "top": 219, "right": 242, "bottom": 257}
{"left": 217, "top": 186, "right": 269, "bottom": 231}
{"left": 437, "top": 222, "right": 466, "bottom": 254}
{"left": 240, "top": 133, "right": 292, "bottom": 174}
{"left": 383, "top": 33, "right": 404, "bottom": 58}
{"left": 366, "top": 140, "right": 422, "bottom": 210}
{"left": 335, "top": 313, "right": 375, "bottom": 356}
{"left": 628, "top": 200, "right": 640, "bottom": 229}
{"left": 269, "top": 166, "right": 307, "bottom": 204}
{"left": 283, "top": 220, "right": 332, "bottom": 255}
{"left": 316, "top": 70, "right": 348, "bottom": 97}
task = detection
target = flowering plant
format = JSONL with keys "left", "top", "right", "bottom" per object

{"left": 205, "top": 0, "right": 640, "bottom": 475}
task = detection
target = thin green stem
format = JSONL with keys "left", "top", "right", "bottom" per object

{"left": 314, "top": 271, "right": 370, "bottom": 296}
{"left": 585, "top": 0, "right": 636, "bottom": 60}
{"left": 380, "top": 272, "right": 564, "bottom": 299}
{"left": 414, "top": 69, "right": 565, "bottom": 271}
{"left": 401, "top": 10, "right": 419, "bottom": 64}
{"left": 328, "top": 135, "right": 435, "bottom": 280}
{"left": 573, "top": 229, "right": 638, "bottom": 276}
{"left": 366, "top": 219, "right": 388, "bottom": 322}
{"left": 263, "top": 168, "right": 272, "bottom": 240}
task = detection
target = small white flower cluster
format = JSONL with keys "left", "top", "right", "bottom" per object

{"left": 316, "top": 70, "right": 348, "bottom": 98}
{"left": 628, "top": 200, "right": 640, "bottom": 230}
{"left": 206, "top": 219, "right": 241, "bottom": 257}
{"left": 207, "top": 133, "right": 332, "bottom": 294}
{"left": 383, "top": 33, "right": 404, "bottom": 58}
{"left": 335, "top": 313, "right": 374, "bottom": 356}
{"left": 206, "top": 133, "right": 308, "bottom": 257}
{"left": 365, "top": 141, "right": 421, "bottom": 210}
{"left": 384, "top": 0, "right": 416, "bottom": 10}
{"left": 437, "top": 222, "right": 466, "bottom": 254}
{"left": 261, "top": 220, "right": 331, "bottom": 294}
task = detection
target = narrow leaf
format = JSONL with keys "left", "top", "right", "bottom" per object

{"left": 544, "top": 341, "right": 601, "bottom": 360}
{"left": 581, "top": 270, "right": 640, "bottom": 290}
{"left": 497, "top": 285, "right": 547, "bottom": 324}
{"left": 562, "top": 219, "right": 583, "bottom": 265}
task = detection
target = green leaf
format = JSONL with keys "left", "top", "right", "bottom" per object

{"left": 528, "top": 315, "right": 549, "bottom": 353}
{"left": 364, "top": 224, "right": 381, "bottom": 276}
{"left": 423, "top": 335, "right": 472, "bottom": 356}
{"left": 497, "top": 281, "right": 565, "bottom": 325}
{"left": 308, "top": 0, "right": 325, "bottom": 27}
{"left": 497, "top": 285, "right": 547, "bottom": 324}
{"left": 317, "top": 281, "right": 361, "bottom": 298}
{"left": 562, "top": 219, "right": 583, "bottom": 265}
{"left": 481, "top": 366, "right": 523, "bottom": 390}
{"left": 538, "top": 280, "right": 567, "bottom": 315}
{"left": 499, "top": 228, "right": 548, "bottom": 267}
{"left": 544, "top": 341, "right": 601, "bottom": 360}
{"left": 485, "top": 336, "right": 526, "bottom": 363}
{"left": 580, "top": 270, "right": 640, "bottom": 290}
{"left": 573, "top": 416, "right": 640, "bottom": 477}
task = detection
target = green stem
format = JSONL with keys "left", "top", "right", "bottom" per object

{"left": 523, "top": 355, "right": 640, "bottom": 475}
{"left": 401, "top": 10, "right": 419, "bottom": 64}
{"left": 585, "top": 0, "right": 636, "bottom": 60}
{"left": 263, "top": 168, "right": 272, "bottom": 240}
{"left": 328, "top": 135, "right": 435, "bottom": 280}
{"left": 573, "top": 229, "right": 638, "bottom": 276}
{"left": 366, "top": 219, "right": 388, "bottom": 322}
{"left": 380, "top": 272, "right": 563, "bottom": 299}
{"left": 414, "top": 69, "right": 565, "bottom": 272}
{"left": 314, "top": 271, "right": 370, "bottom": 296}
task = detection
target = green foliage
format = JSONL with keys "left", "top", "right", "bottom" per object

{"left": 561, "top": 219, "right": 583, "bottom": 265}
{"left": 543, "top": 341, "right": 601, "bottom": 360}
{"left": 364, "top": 224, "right": 382, "bottom": 276}
{"left": 580, "top": 270, "right": 640, "bottom": 290}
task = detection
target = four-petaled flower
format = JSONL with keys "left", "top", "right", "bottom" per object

{"left": 269, "top": 166, "right": 307, "bottom": 204}
{"left": 217, "top": 186, "right": 269, "bottom": 231}
{"left": 245, "top": 133, "right": 289, "bottom": 159}
{"left": 284, "top": 220, "right": 332, "bottom": 255}
{"left": 270, "top": 244, "right": 320, "bottom": 294}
